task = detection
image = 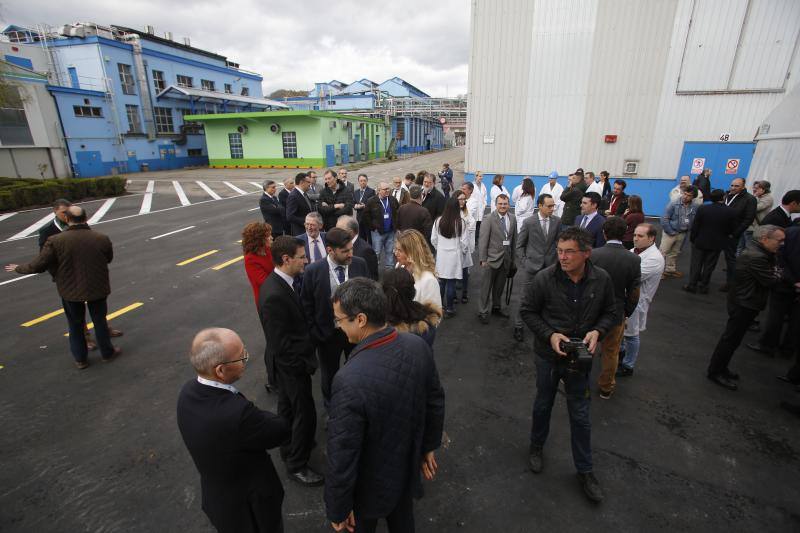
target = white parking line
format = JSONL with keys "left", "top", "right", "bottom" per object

{"left": 223, "top": 181, "right": 247, "bottom": 195}
{"left": 172, "top": 181, "right": 191, "bottom": 206}
{"left": 0, "top": 274, "right": 38, "bottom": 286}
{"left": 0, "top": 213, "right": 16, "bottom": 223}
{"left": 196, "top": 181, "right": 222, "bottom": 200}
{"left": 249, "top": 181, "right": 263, "bottom": 191}
{"left": 248, "top": 206, "right": 261, "bottom": 211}
{"left": 139, "top": 180, "right": 155, "bottom": 214}
{"left": 87, "top": 198, "right": 117, "bottom": 225}
{"left": 150, "top": 225, "right": 196, "bottom": 240}
{"left": 8, "top": 213, "right": 53, "bottom": 240}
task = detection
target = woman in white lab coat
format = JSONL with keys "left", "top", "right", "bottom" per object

{"left": 472, "top": 171, "right": 488, "bottom": 241}
{"left": 514, "top": 177, "right": 536, "bottom": 232}
{"left": 490, "top": 174, "right": 510, "bottom": 212}
{"left": 431, "top": 196, "right": 471, "bottom": 317}
{"left": 457, "top": 189, "right": 476, "bottom": 303}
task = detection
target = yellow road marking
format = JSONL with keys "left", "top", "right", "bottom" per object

{"left": 64, "top": 302, "right": 143, "bottom": 336}
{"left": 177, "top": 249, "right": 219, "bottom": 266}
{"left": 212, "top": 255, "right": 244, "bottom": 270}
{"left": 21, "top": 308, "right": 64, "bottom": 327}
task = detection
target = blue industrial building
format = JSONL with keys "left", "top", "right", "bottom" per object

{"left": 283, "top": 76, "right": 444, "bottom": 154}
{"left": 2, "top": 23, "right": 285, "bottom": 177}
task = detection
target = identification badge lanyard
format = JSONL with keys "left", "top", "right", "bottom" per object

{"left": 382, "top": 198, "right": 390, "bottom": 219}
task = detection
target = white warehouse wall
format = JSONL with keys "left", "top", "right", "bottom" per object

{"left": 466, "top": 0, "right": 800, "bottom": 179}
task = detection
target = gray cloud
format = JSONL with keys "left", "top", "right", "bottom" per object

{"left": 2, "top": 0, "right": 469, "bottom": 96}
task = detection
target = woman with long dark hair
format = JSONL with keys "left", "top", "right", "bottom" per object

{"left": 242, "top": 222, "right": 274, "bottom": 305}
{"left": 431, "top": 195, "right": 471, "bottom": 317}
{"left": 381, "top": 267, "right": 442, "bottom": 346}
{"left": 514, "top": 177, "right": 536, "bottom": 231}
{"left": 622, "top": 195, "right": 645, "bottom": 249}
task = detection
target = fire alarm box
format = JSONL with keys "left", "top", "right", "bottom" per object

{"left": 604, "top": 135, "right": 618, "bottom": 143}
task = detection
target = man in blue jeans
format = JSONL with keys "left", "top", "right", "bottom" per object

{"left": 520, "top": 227, "right": 616, "bottom": 503}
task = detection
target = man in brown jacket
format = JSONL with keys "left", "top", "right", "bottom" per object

{"left": 5, "top": 206, "right": 121, "bottom": 369}
{"left": 396, "top": 185, "right": 433, "bottom": 244}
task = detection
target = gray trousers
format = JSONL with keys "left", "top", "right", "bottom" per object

{"left": 514, "top": 268, "right": 537, "bottom": 328}
{"left": 479, "top": 260, "right": 510, "bottom": 315}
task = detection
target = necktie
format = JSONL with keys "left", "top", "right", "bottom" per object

{"left": 500, "top": 215, "right": 507, "bottom": 235}
{"left": 312, "top": 239, "right": 319, "bottom": 262}
{"left": 580, "top": 217, "right": 588, "bottom": 229}
{"left": 335, "top": 265, "right": 345, "bottom": 284}
{"left": 541, "top": 217, "right": 548, "bottom": 236}
{"left": 292, "top": 276, "right": 302, "bottom": 294}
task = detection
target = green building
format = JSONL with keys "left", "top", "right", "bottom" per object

{"left": 186, "top": 110, "right": 389, "bottom": 168}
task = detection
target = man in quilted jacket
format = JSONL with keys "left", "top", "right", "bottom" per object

{"left": 6, "top": 205, "right": 120, "bottom": 369}
{"left": 325, "top": 278, "right": 445, "bottom": 532}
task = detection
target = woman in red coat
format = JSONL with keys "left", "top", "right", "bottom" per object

{"left": 243, "top": 222, "right": 274, "bottom": 306}
{"left": 622, "top": 195, "right": 645, "bottom": 250}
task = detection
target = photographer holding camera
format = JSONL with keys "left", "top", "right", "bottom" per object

{"left": 520, "top": 227, "right": 616, "bottom": 503}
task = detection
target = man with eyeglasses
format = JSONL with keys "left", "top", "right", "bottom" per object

{"left": 363, "top": 181, "right": 400, "bottom": 269}
{"left": 520, "top": 227, "right": 616, "bottom": 503}
{"left": 259, "top": 236, "right": 323, "bottom": 486}
{"left": 177, "top": 327, "right": 290, "bottom": 533}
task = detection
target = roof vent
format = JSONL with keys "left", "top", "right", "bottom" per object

{"left": 145, "top": 25, "right": 155, "bottom": 35}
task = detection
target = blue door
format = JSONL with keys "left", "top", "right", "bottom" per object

{"left": 354, "top": 134, "right": 360, "bottom": 160}
{"left": 340, "top": 143, "right": 350, "bottom": 164}
{"left": 158, "top": 144, "right": 177, "bottom": 169}
{"left": 375, "top": 135, "right": 380, "bottom": 155}
{"left": 127, "top": 151, "right": 140, "bottom": 172}
{"left": 75, "top": 151, "right": 104, "bottom": 177}
{"left": 676, "top": 142, "right": 755, "bottom": 190}
{"left": 325, "top": 144, "right": 336, "bottom": 167}
{"left": 68, "top": 67, "right": 80, "bottom": 89}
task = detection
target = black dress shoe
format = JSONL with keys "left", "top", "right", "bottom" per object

{"left": 697, "top": 286, "right": 709, "bottom": 294}
{"left": 528, "top": 445, "right": 543, "bottom": 474}
{"left": 707, "top": 373, "right": 738, "bottom": 391}
{"left": 776, "top": 375, "right": 800, "bottom": 385}
{"left": 746, "top": 342, "right": 773, "bottom": 355}
{"left": 461, "top": 296, "right": 469, "bottom": 304}
{"left": 478, "top": 313, "right": 489, "bottom": 325}
{"left": 616, "top": 366, "right": 633, "bottom": 377}
{"left": 288, "top": 467, "right": 324, "bottom": 486}
{"left": 682, "top": 285, "right": 697, "bottom": 294}
{"left": 577, "top": 472, "right": 604, "bottom": 503}
{"left": 491, "top": 307, "right": 510, "bottom": 318}
{"left": 513, "top": 327, "right": 524, "bottom": 342}
{"left": 444, "top": 309, "right": 456, "bottom": 318}
{"left": 722, "top": 369, "right": 739, "bottom": 380}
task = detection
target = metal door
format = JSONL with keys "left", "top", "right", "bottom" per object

{"left": 325, "top": 144, "right": 336, "bottom": 167}
{"left": 676, "top": 141, "right": 755, "bottom": 189}
{"left": 75, "top": 151, "right": 104, "bottom": 177}
{"left": 127, "top": 151, "right": 140, "bottom": 172}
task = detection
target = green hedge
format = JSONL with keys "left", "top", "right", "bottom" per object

{"left": 0, "top": 177, "right": 127, "bottom": 211}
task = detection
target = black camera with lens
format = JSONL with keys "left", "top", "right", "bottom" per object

{"left": 559, "top": 337, "right": 593, "bottom": 373}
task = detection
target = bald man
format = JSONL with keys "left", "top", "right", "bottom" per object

{"left": 6, "top": 205, "right": 120, "bottom": 369}
{"left": 363, "top": 181, "right": 400, "bottom": 268}
{"left": 177, "top": 328, "right": 290, "bottom": 533}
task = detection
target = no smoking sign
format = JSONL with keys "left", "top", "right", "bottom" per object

{"left": 725, "top": 159, "right": 740, "bottom": 174}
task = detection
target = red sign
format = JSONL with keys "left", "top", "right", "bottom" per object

{"left": 439, "top": 117, "right": 446, "bottom": 124}
{"left": 604, "top": 135, "right": 617, "bottom": 143}
{"left": 725, "top": 159, "right": 740, "bottom": 174}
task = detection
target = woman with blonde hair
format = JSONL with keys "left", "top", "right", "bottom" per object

{"left": 242, "top": 222, "right": 274, "bottom": 305}
{"left": 394, "top": 229, "right": 442, "bottom": 310}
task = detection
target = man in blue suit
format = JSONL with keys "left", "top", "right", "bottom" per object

{"left": 286, "top": 173, "right": 314, "bottom": 236}
{"left": 574, "top": 192, "right": 606, "bottom": 248}
{"left": 297, "top": 212, "right": 327, "bottom": 264}
{"left": 301, "top": 227, "right": 370, "bottom": 412}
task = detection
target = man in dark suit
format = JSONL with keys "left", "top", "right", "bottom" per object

{"left": 353, "top": 173, "right": 376, "bottom": 242}
{"left": 259, "top": 236, "right": 323, "bottom": 487}
{"left": 574, "top": 192, "right": 606, "bottom": 248}
{"left": 590, "top": 217, "right": 641, "bottom": 399}
{"left": 297, "top": 212, "right": 326, "bottom": 264}
{"left": 300, "top": 228, "right": 369, "bottom": 412}
{"left": 721, "top": 178, "right": 757, "bottom": 291}
{"left": 177, "top": 327, "right": 290, "bottom": 533}
{"left": 684, "top": 189, "right": 738, "bottom": 294}
{"left": 760, "top": 189, "right": 800, "bottom": 228}
{"left": 421, "top": 173, "right": 445, "bottom": 221}
{"left": 286, "top": 173, "right": 314, "bottom": 236}
{"left": 514, "top": 193, "right": 561, "bottom": 341}
{"left": 278, "top": 178, "right": 294, "bottom": 235}
{"left": 604, "top": 180, "right": 629, "bottom": 217}
{"left": 336, "top": 215, "right": 379, "bottom": 281}
{"left": 363, "top": 181, "right": 400, "bottom": 269}
{"left": 325, "top": 278, "right": 445, "bottom": 532}
{"left": 259, "top": 180, "right": 285, "bottom": 237}
{"left": 397, "top": 185, "right": 433, "bottom": 241}
{"left": 319, "top": 169, "right": 355, "bottom": 230}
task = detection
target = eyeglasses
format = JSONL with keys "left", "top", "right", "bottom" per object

{"left": 333, "top": 315, "right": 355, "bottom": 327}
{"left": 219, "top": 348, "right": 249, "bottom": 366}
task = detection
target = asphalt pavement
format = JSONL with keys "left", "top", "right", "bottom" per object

{"left": 1, "top": 148, "right": 798, "bottom": 532}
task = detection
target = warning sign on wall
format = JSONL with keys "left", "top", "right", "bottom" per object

{"left": 691, "top": 158, "right": 705, "bottom": 174}
{"left": 725, "top": 159, "right": 740, "bottom": 174}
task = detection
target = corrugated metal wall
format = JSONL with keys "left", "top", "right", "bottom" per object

{"left": 466, "top": 0, "right": 800, "bottom": 179}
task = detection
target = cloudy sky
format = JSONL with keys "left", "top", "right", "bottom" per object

{"left": 2, "top": 0, "right": 470, "bottom": 97}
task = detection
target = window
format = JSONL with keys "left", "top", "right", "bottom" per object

{"left": 153, "top": 70, "right": 165, "bottom": 92}
{"left": 282, "top": 131, "right": 297, "bottom": 158}
{"left": 187, "top": 148, "right": 203, "bottom": 156}
{"left": 240, "top": 86, "right": 249, "bottom": 96}
{"left": 395, "top": 120, "right": 405, "bottom": 140}
{"left": 125, "top": 104, "right": 142, "bottom": 134}
{"left": 177, "top": 74, "right": 193, "bottom": 88}
{"left": 0, "top": 88, "right": 34, "bottom": 145}
{"left": 178, "top": 108, "right": 203, "bottom": 134}
{"left": 153, "top": 107, "right": 174, "bottom": 134}
{"left": 117, "top": 64, "right": 135, "bottom": 95}
{"left": 228, "top": 132, "right": 243, "bottom": 159}
{"left": 73, "top": 105, "right": 103, "bottom": 118}
{"left": 7, "top": 30, "right": 28, "bottom": 43}
{"left": 201, "top": 79, "right": 215, "bottom": 92}
{"left": 224, "top": 83, "right": 232, "bottom": 94}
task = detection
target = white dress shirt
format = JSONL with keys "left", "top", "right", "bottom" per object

{"left": 326, "top": 255, "right": 349, "bottom": 294}
{"left": 308, "top": 234, "right": 326, "bottom": 262}
{"left": 579, "top": 211, "right": 598, "bottom": 228}
{"left": 197, "top": 376, "right": 239, "bottom": 394}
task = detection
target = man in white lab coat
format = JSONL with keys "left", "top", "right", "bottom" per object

{"left": 540, "top": 171, "right": 564, "bottom": 218}
{"left": 618, "top": 223, "right": 665, "bottom": 376}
